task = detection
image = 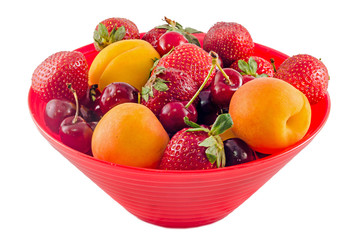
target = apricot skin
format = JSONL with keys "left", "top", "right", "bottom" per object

{"left": 229, "top": 77, "right": 311, "bottom": 154}
{"left": 88, "top": 39, "right": 160, "bottom": 91}
{"left": 91, "top": 103, "right": 169, "bottom": 168}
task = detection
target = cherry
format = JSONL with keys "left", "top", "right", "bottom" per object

{"left": 210, "top": 68, "right": 243, "bottom": 109}
{"left": 196, "top": 88, "right": 220, "bottom": 125}
{"left": 159, "top": 101, "right": 198, "bottom": 134}
{"left": 156, "top": 31, "right": 188, "bottom": 56}
{"left": 242, "top": 75, "right": 256, "bottom": 84}
{"left": 100, "top": 82, "right": 139, "bottom": 115}
{"left": 256, "top": 151, "right": 270, "bottom": 159}
{"left": 59, "top": 116, "right": 93, "bottom": 154}
{"left": 59, "top": 84, "right": 93, "bottom": 154}
{"left": 80, "top": 84, "right": 101, "bottom": 110}
{"left": 79, "top": 105, "right": 101, "bottom": 122}
{"left": 87, "top": 121, "right": 99, "bottom": 131}
{"left": 44, "top": 99, "right": 76, "bottom": 133}
{"left": 224, "top": 138, "right": 257, "bottom": 166}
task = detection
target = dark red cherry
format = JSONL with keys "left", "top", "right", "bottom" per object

{"left": 156, "top": 31, "right": 188, "bottom": 56}
{"left": 87, "top": 121, "right": 99, "bottom": 131}
{"left": 210, "top": 68, "right": 243, "bottom": 109}
{"left": 159, "top": 101, "right": 197, "bottom": 134}
{"left": 44, "top": 99, "right": 76, "bottom": 133}
{"left": 196, "top": 89, "right": 220, "bottom": 125}
{"left": 59, "top": 116, "right": 93, "bottom": 154}
{"left": 79, "top": 105, "right": 101, "bottom": 122}
{"left": 224, "top": 138, "right": 257, "bottom": 166}
{"left": 256, "top": 151, "right": 270, "bottom": 159}
{"left": 100, "top": 82, "right": 139, "bottom": 115}
{"left": 242, "top": 75, "right": 256, "bottom": 84}
{"left": 80, "top": 84, "right": 101, "bottom": 110}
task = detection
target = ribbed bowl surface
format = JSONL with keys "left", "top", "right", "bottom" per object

{"left": 28, "top": 41, "right": 330, "bottom": 228}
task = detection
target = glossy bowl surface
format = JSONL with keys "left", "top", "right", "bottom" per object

{"left": 28, "top": 41, "right": 330, "bottom": 228}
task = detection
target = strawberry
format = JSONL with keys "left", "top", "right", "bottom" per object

{"left": 275, "top": 54, "right": 329, "bottom": 104}
{"left": 159, "top": 114, "right": 233, "bottom": 170}
{"left": 203, "top": 22, "right": 254, "bottom": 67}
{"left": 142, "top": 16, "right": 202, "bottom": 48}
{"left": 31, "top": 51, "right": 89, "bottom": 102}
{"left": 154, "top": 43, "right": 216, "bottom": 88}
{"left": 142, "top": 27, "right": 167, "bottom": 48}
{"left": 141, "top": 67, "right": 198, "bottom": 117}
{"left": 230, "top": 56, "right": 274, "bottom": 78}
{"left": 93, "top": 17, "right": 140, "bottom": 51}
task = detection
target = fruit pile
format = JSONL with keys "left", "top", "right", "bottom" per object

{"left": 31, "top": 17, "right": 329, "bottom": 170}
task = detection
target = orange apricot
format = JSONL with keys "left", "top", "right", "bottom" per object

{"left": 88, "top": 39, "right": 160, "bottom": 91}
{"left": 91, "top": 103, "right": 169, "bottom": 168}
{"left": 229, "top": 77, "right": 311, "bottom": 154}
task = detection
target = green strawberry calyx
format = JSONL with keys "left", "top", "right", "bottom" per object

{"left": 237, "top": 57, "right": 268, "bottom": 78}
{"left": 184, "top": 113, "right": 234, "bottom": 168}
{"left": 93, "top": 23, "right": 126, "bottom": 51}
{"left": 155, "top": 16, "right": 202, "bottom": 47}
{"left": 141, "top": 67, "right": 170, "bottom": 102}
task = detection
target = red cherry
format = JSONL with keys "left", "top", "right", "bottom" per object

{"left": 156, "top": 31, "right": 188, "bottom": 56}
{"left": 59, "top": 116, "right": 93, "bottom": 154}
{"left": 242, "top": 75, "right": 256, "bottom": 84}
{"left": 100, "top": 82, "right": 139, "bottom": 115}
{"left": 159, "top": 101, "right": 197, "bottom": 134}
{"left": 210, "top": 68, "right": 243, "bottom": 109}
{"left": 79, "top": 105, "right": 101, "bottom": 122}
{"left": 79, "top": 84, "right": 101, "bottom": 110}
{"left": 58, "top": 83, "right": 93, "bottom": 154}
{"left": 44, "top": 99, "right": 76, "bottom": 133}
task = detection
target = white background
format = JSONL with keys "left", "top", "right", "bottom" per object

{"left": 1, "top": 0, "right": 361, "bottom": 239}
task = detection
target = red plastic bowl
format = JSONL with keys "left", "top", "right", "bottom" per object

{"left": 28, "top": 42, "right": 330, "bottom": 228}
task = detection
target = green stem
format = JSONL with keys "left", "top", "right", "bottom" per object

{"left": 185, "top": 64, "right": 215, "bottom": 109}
{"left": 215, "top": 60, "right": 232, "bottom": 85}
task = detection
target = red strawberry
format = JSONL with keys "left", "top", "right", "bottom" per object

{"left": 275, "top": 54, "right": 329, "bottom": 104}
{"left": 155, "top": 43, "right": 216, "bottom": 88}
{"left": 141, "top": 67, "right": 198, "bottom": 117}
{"left": 159, "top": 114, "right": 233, "bottom": 170}
{"left": 230, "top": 56, "right": 274, "bottom": 78}
{"left": 203, "top": 22, "right": 254, "bottom": 67}
{"left": 142, "top": 28, "right": 167, "bottom": 48}
{"left": 93, "top": 17, "right": 140, "bottom": 51}
{"left": 142, "top": 16, "right": 203, "bottom": 48}
{"left": 31, "top": 51, "right": 89, "bottom": 102}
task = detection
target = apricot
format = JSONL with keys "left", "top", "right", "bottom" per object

{"left": 91, "top": 103, "right": 169, "bottom": 168}
{"left": 88, "top": 39, "right": 160, "bottom": 91}
{"left": 229, "top": 77, "right": 311, "bottom": 154}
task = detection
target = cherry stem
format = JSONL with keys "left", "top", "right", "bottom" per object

{"left": 270, "top": 58, "right": 277, "bottom": 73}
{"left": 185, "top": 55, "right": 217, "bottom": 109}
{"left": 213, "top": 55, "right": 232, "bottom": 85}
{"left": 67, "top": 83, "right": 79, "bottom": 124}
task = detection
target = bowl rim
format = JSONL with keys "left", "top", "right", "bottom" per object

{"left": 28, "top": 42, "right": 331, "bottom": 175}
